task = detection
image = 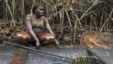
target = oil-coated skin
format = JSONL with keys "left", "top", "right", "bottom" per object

{"left": 16, "top": 3, "right": 60, "bottom": 49}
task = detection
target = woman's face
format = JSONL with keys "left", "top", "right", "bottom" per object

{"left": 35, "top": 5, "right": 44, "bottom": 16}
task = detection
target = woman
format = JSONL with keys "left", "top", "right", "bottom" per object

{"left": 16, "top": 2, "right": 60, "bottom": 49}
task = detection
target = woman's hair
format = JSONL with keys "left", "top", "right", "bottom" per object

{"left": 32, "top": 2, "right": 43, "bottom": 14}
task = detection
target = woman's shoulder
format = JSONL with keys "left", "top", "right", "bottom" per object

{"left": 41, "top": 16, "right": 48, "bottom": 21}
{"left": 26, "top": 13, "right": 33, "bottom": 17}
{"left": 26, "top": 13, "right": 33, "bottom": 21}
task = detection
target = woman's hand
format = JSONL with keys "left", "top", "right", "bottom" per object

{"left": 54, "top": 39, "right": 62, "bottom": 49}
{"left": 36, "top": 41, "right": 41, "bottom": 49}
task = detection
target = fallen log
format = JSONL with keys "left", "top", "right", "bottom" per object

{"left": 80, "top": 30, "right": 113, "bottom": 48}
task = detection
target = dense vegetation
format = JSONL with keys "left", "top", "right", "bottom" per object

{"left": 0, "top": 0, "right": 113, "bottom": 44}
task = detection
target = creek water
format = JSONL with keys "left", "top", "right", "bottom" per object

{"left": 0, "top": 45, "right": 105, "bottom": 64}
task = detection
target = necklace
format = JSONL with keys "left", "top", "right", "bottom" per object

{"left": 33, "top": 15, "right": 41, "bottom": 22}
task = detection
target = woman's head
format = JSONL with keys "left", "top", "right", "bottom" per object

{"left": 32, "top": 2, "right": 44, "bottom": 16}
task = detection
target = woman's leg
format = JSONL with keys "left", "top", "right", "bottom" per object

{"left": 16, "top": 32, "right": 34, "bottom": 46}
{"left": 16, "top": 32, "right": 31, "bottom": 41}
{"left": 38, "top": 32, "right": 61, "bottom": 48}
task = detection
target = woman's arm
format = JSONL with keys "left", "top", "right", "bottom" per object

{"left": 44, "top": 19, "right": 62, "bottom": 48}
{"left": 45, "top": 20, "right": 61, "bottom": 48}
{"left": 25, "top": 16, "right": 40, "bottom": 47}
{"left": 45, "top": 20, "right": 54, "bottom": 35}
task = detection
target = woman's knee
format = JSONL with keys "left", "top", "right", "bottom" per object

{"left": 16, "top": 32, "right": 31, "bottom": 40}
{"left": 45, "top": 36, "right": 55, "bottom": 40}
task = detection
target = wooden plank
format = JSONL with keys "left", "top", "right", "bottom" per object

{"left": 87, "top": 48, "right": 113, "bottom": 64}
{"left": 11, "top": 48, "right": 28, "bottom": 64}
